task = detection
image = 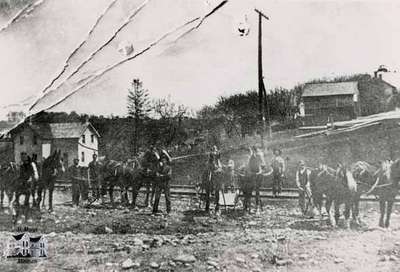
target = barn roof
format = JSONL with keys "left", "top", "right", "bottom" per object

{"left": 302, "top": 81, "right": 359, "bottom": 97}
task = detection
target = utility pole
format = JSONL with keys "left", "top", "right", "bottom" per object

{"left": 254, "top": 8, "right": 271, "bottom": 148}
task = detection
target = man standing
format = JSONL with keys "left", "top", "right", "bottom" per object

{"left": 17, "top": 153, "right": 34, "bottom": 206}
{"left": 69, "top": 158, "right": 81, "bottom": 208}
{"left": 153, "top": 156, "right": 172, "bottom": 215}
{"left": 88, "top": 154, "right": 101, "bottom": 202}
{"left": 271, "top": 148, "right": 285, "bottom": 197}
{"left": 204, "top": 145, "right": 223, "bottom": 214}
{"left": 254, "top": 146, "right": 266, "bottom": 211}
{"left": 295, "top": 160, "right": 313, "bottom": 216}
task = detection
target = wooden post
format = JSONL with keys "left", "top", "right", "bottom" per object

{"left": 255, "top": 9, "right": 270, "bottom": 148}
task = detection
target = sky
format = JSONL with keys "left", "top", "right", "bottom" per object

{"left": 1, "top": 0, "right": 400, "bottom": 118}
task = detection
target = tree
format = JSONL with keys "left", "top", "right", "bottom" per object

{"left": 127, "top": 79, "right": 151, "bottom": 155}
{"left": 152, "top": 95, "right": 188, "bottom": 146}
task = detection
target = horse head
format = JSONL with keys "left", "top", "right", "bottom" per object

{"left": 44, "top": 149, "right": 65, "bottom": 177}
{"left": 336, "top": 163, "right": 357, "bottom": 192}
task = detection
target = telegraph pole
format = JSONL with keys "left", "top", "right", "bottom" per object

{"left": 255, "top": 8, "right": 270, "bottom": 148}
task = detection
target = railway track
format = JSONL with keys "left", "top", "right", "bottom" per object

{"left": 54, "top": 181, "right": 400, "bottom": 202}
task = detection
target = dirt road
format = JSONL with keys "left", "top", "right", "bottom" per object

{"left": 0, "top": 193, "right": 400, "bottom": 272}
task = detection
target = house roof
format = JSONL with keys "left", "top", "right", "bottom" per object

{"left": 12, "top": 122, "right": 100, "bottom": 139}
{"left": 29, "top": 236, "right": 42, "bottom": 243}
{"left": 302, "top": 81, "right": 359, "bottom": 97}
{"left": 12, "top": 233, "right": 26, "bottom": 241}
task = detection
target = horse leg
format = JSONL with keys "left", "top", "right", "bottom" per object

{"left": 25, "top": 191, "right": 33, "bottom": 223}
{"left": 385, "top": 200, "right": 394, "bottom": 228}
{"left": 7, "top": 191, "right": 14, "bottom": 216}
{"left": 123, "top": 186, "right": 129, "bottom": 206}
{"left": 42, "top": 189, "right": 46, "bottom": 209}
{"left": 109, "top": 184, "right": 115, "bottom": 207}
{"left": 131, "top": 182, "right": 140, "bottom": 209}
{"left": 144, "top": 179, "right": 150, "bottom": 207}
{"left": 0, "top": 187, "right": 4, "bottom": 208}
{"left": 352, "top": 198, "right": 361, "bottom": 226}
{"left": 31, "top": 182, "right": 36, "bottom": 208}
{"left": 151, "top": 181, "right": 156, "bottom": 206}
{"left": 48, "top": 180, "right": 55, "bottom": 212}
{"left": 334, "top": 202, "right": 340, "bottom": 227}
{"left": 325, "top": 198, "right": 333, "bottom": 226}
{"left": 36, "top": 184, "right": 43, "bottom": 210}
{"left": 344, "top": 201, "right": 351, "bottom": 229}
{"left": 379, "top": 199, "right": 385, "bottom": 228}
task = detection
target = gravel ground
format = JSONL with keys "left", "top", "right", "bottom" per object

{"left": 0, "top": 191, "right": 400, "bottom": 272}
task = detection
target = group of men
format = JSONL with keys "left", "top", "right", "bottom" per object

{"left": 204, "top": 145, "right": 286, "bottom": 214}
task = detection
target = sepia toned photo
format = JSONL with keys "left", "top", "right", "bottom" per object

{"left": 0, "top": 0, "right": 400, "bottom": 271}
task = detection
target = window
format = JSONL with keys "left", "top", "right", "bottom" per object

{"left": 91, "top": 134, "right": 94, "bottom": 143}
{"left": 82, "top": 135, "right": 86, "bottom": 144}
{"left": 81, "top": 152, "right": 85, "bottom": 162}
{"left": 33, "top": 135, "right": 37, "bottom": 145}
{"left": 19, "top": 135, "right": 24, "bottom": 145}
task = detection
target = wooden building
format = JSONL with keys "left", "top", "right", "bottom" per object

{"left": 300, "top": 76, "right": 397, "bottom": 125}
{"left": 10, "top": 121, "right": 100, "bottom": 167}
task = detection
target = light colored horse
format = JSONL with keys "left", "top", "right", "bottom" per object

{"left": 352, "top": 159, "right": 400, "bottom": 228}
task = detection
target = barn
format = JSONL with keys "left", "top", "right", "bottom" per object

{"left": 300, "top": 81, "right": 361, "bottom": 125}
{"left": 9, "top": 121, "right": 100, "bottom": 167}
{"left": 300, "top": 76, "right": 397, "bottom": 125}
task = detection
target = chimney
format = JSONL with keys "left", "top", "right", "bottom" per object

{"left": 374, "top": 71, "right": 378, "bottom": 78}
{"left": 379, "top": 74, "right": 382, "bottom": 80}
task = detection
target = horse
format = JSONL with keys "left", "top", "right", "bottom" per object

{"left": 0, "top": 162, "right": 18, "bottom": 210}
{"left": 97, "top": 156, "right": 156, "bottom": 208}
{"left": 97, "top": 158, "right": 138, "bottom": 206}
{"left": 310, "top": 163, "right": 358, "bottom": 228}
{"left": 200, "top": 165, "right": 226, "bottom": 213}
{"left": 352, "top": 159, "right": 400, "bottom": 228}
{"left": 38, "top": 150, "right": 65, "bottom": 211}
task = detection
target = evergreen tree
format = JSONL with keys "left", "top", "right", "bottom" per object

{"left": 127, "top": 79, "right": 151, "bottom": 155}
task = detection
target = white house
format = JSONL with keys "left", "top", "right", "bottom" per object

{"left": 29, "top": 236, "right": 48, "bottom": 257}
{"left": 10, "top": 121, "right": 100, "bottom": 167}
{"left": 7, "top": 233, "right": 31, "bottom": 257}
{"left": 6, "top": 233, "right": 48, "bottom": 258}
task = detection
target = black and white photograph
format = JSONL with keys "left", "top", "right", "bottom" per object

{"left": 0, "top": 0, "right": 400, "bottom": 271}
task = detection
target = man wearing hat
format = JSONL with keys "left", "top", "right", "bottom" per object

{"left": 204, "top": 145, "right": 223, "bottom": 213}
{"left": 271, "top": 148, "right": 285, "bottom": 197}
{"left": 69, "top": 158, "right": 82, "bottom": 208}
{"left": 295, "top": 160, "right": 313, "bottom": 216}
{"left": 153, "top": 155, "right": 172, "bottom": 214}
{"left": 248, "top": 146, "right": 265, "bottom": 212}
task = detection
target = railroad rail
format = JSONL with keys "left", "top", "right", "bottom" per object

{"left": 54, "top": 180, "right": 400, "bottom": 202}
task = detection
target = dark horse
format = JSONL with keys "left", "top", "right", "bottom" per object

{"left": 352, "top": 160, "right": 400, "bottom": 228}
{"left": 0, "top": 162, "right": 18, "bottom": 211}
{"left": 97, "top": 156, "right": 155, "bottom": 208}
{"left": 311, "top": 163, "right": 359, "bottom": 228}
{"left": 38, "top": 150, "right": 65, "bottom": 211}
{"left": 98, "top": 158, "right": 138, "bottom": 206}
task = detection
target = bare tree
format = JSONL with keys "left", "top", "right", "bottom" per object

{"left": 152, "top": 95, "right": 188, "bottom": 146}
